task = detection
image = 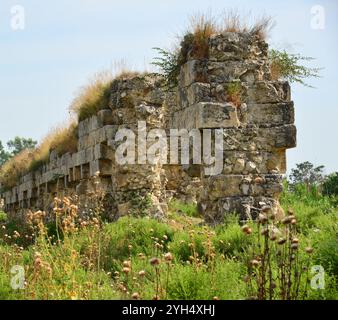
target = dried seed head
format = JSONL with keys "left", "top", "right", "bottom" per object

{"left": 250, "top": 259, "right": 261, "bottom": 267}
{"left": 270, "top": 233, "right": 277, "bottom": 241}
{"left": 291, "top": 243, "right": 299, "bottom": 250}
{"left": 261, "top": 228, "right": 269, "bottom": 236}
{"left": 281, "top": 216, "right": 293, "bottom": 225}
{"left": 213, "top": 296, "right": 220, "bottom": 300}
{"left": 258, "top": 213, "right": 268, "bottom": 224}
{"left": 305, "top": 247, "right": 314, "bottom": 254}
{"left": 277, "top": 238, "right": 287, "bottom": 245}
{"left": 122, "top": 267, "right": 130, "bottom": 274}
{"left": 123, "top": 260, "right": 131, "bottom": 268}
{"left": 132, "top": 292, "right": 140, "bottom": 300}
{"left": 164, "top": 252, "right": 173, "bottom": 262}
{"left": 242, "top": 225, "right": 252, "bottom": 235}
{"left": 291, "top": 238, "right": 299, "bottom": 244}
{"left": 291, "top": 219, "right": 297, "bottom": 225}
{"left": 138, "top": 270, "right": 146, "bottom": 277}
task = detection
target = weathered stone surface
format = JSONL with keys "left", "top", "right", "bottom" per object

{"left": 179, "top": 60, "right": 208, "bottom": 88}
{"left": 1, "top": 31, "right": 296, "bottom": 224}
{"left": 169, "top": 102, "right": 240, "bottom": 130}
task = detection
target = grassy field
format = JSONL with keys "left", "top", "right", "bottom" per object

{"left": 0, "top": 185, "right": 337, "bottom": 300}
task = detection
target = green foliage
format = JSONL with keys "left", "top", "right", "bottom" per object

{"left": 0, "top": 137, "right": 37, "bottom": 167}
{"left": 6, "top": 137, "right": 37, "bottom": 156}
{"left": 226, "top": 81, "right": 242, "bottom": 107}
{"left": 0, "top": 141, "right": 10, "bottom": 167}
{"left": 152, "top": 47, "right": 181, "bottom": 90}
{"left": 129, "top": 192, "right": 153, "bottom": 217}
{"left": 0, "top": 186, "right": 337, "bottom": 300}
{"left": 323, "top": 172, "right": 338, "bottom": 196}
{"left": 168, "top": 199, "right": 199, "bottom": 217}
{"left": 0, "top": 211, "right": 7, "bottom": 223}
{"left": 103, "top": 217, "right": 174, "bottom": 268}
{"left": 167, "top": 259, "right": 246, "bottom": 300}
{"left": 289, "top": 161, "right": 325, "bottom": 190}
{"left": 213, "top": 222, "right": 250, "bottom": 258}
{"left": 269, "top": 49, "right": 321, "bottom": 87}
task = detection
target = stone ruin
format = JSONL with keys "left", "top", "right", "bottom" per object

{"left": 0, "top": 32, "right": 296, "bottom": 224}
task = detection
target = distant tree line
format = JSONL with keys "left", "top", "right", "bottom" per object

{"left": 289, "top": 161, "right": 338, "bottom": 196}
{"left": 0, "top": 137, "right": 37, "bottom": 166}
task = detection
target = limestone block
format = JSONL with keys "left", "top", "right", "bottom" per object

{"left": 94, "top": 143, "right": 114, "bottom": 160}
{"left": 78, "top": 119, "right": 90, "bottom": 138}
{"left": 246, "top": 102, "right": 294, "bottom": 126}
{"left": 97, "top": 109, "right": 114, "bottom": 126}
{"left": 243, "top": 81, "right": 291, "bottom": 104}
{"left": 202, "top": 174, "right": 283, "bottom": 200}
{"left": 179, "top": 60, "right": 208, "bottom": 88}
{"left": 186, "top": 83, "right": 211, "bottom": 106}
{"left": 90, "top": 159, "right": 113, "bottom": 177}
{"left": 209, "top": 32, "right": 268, "bottom": 62}
{"left": 208, "top": 61, "right": 264, "bottom": 84}
{"left": 169, "top": 102, "right": 240, "bottom": 130}
{"left": 89, "top": 116, "right": 100, "bottom": 132}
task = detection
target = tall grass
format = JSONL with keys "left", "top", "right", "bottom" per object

{"left": 0, "top": 186, "right": 336, "bottom": 300}
{"left": 0, "top": 122, "right": 78, "bottom": 190}
{"left": 69, "top": 71, "right": 113, "bottom": 122}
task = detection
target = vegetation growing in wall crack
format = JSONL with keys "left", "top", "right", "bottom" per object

{"left": 269, "top": 49, "right": 321, "bottom": 87}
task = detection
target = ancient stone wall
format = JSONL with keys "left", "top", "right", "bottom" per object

{"left": 1, "top": 32, "right": 296, "bottom": 223}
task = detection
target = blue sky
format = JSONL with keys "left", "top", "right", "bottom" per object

{"left": 0, "top": 0, "right": 337, "bottom": 174}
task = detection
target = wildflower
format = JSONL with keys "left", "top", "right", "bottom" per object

{"left": 132, "top": 292, "right": 140, "bottom": 300}
{"left": 291, "top": 243, "right": 299, "bottom": 250}
{"left": 258, "top": 213, "right": 268, "bottom": 224}
{"left": 164, "top": 252, "right": 173, "bottom": 262}
{"left": 241, "top": 225, "right": 252, "bottom": 235}
{"left": 291, "top": 219, "right": 297, "bottom": 225}
{"left": 261, "top": 228, "right": 269, "bottom": 236}
{"left": 270, "top": 233, "right": 277, "bottom": 241}
{"left": 163, "top": 235, "right": 168, "bottom": 241}
{"left": 138, "top": 270, "right": 146, "bottom": 277}
{"left": 250, "top": 259, "right": 261, "bottom": 267}
{"left": 282, "top": 215, "right": 295, "bottom": 224}
{"left": 213, "top": 296, "right": 220, "bottom": 300}
{"left": 123, "top": 267, "right": 131, "bottom": 274}
{"left": 150, "top": 257, "right": 160, "bottom": 266}
{"left": 277, "top": 238, "right": 286, "bottom": 245}
{"left": 155, "top": 242, "right": 162, "bottom": 249}
{"left": 291, "top": 238, "right": 299, "bottom": 244}
{"left": 305, "top": 247, "right": 314, "bottom": 254}
{"left": 123, "top": 260, "right": 131, "bottom": 268}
